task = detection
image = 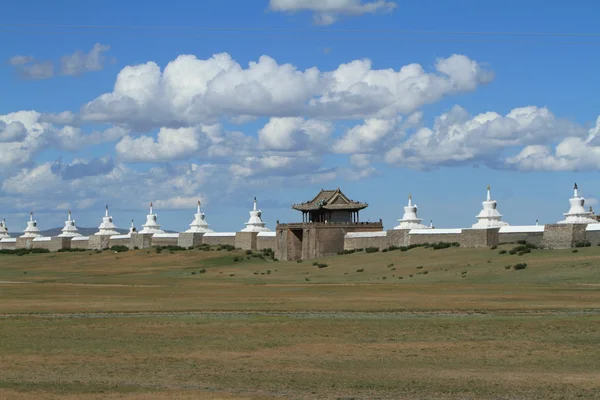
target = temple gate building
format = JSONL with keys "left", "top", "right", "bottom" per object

{"left": 276, "top": 189, "right": 383, "bottom": 261}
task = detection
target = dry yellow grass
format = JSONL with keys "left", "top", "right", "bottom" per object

{"left": 1, "top": 244, "right": 600, "bottom": 399}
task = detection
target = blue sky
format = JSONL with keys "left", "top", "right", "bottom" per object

{"left": 1, "top": 0, "right": 600, "bottom": 233}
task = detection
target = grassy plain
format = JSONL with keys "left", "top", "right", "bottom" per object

{"left": 1, "top": 244, "right": 600, "bottom": 399}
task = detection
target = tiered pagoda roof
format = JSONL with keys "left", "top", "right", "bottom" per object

{"left": 292, "top": 188, "right": 368, "bottom": 212}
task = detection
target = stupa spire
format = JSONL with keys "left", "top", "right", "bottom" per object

{"left": 59, "top": 210, "right": 82, "bottom": 237}
{"left": 139, "top": 201, "right": 164, "bottom": 234}
{"left": 558, "top": 183, "right": 596, "bottom": 224}
{"left": 186, "top": 200, "right": 213, "bottom": 233}
{"left": 96, "top": 205, "right": 119, "bottom": 236}
{"left": 241, "top": 197, "right": 270, "bottom": 232}
{"left": 0, "top": 218, "right": 10, "bottom": 239}
{"left": 21, "top": 211, "right": 42, "bottom": 238}
{"left": 472, "top": 185, "right": 509, "bottom": 229}
{"left": 394, "top": 193, "right": 430, "bottom": 230}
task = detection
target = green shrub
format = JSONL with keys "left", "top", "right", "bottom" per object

{"left": 490, "top": 245, "right": 498, "bottom": 250}
{"left": 513, "top": 263, "right": 527, "bottom": 270}
{"left": 382, "top": 248, "right": 388, "bottom": 253}
{"left": 217, "top": 244, "right": 235, "bottom": 252}
{"left": 365, "top": 247, "right": 379, "bottom": 253}
{"left": 199, "top": 268, "right": 206, "bottom": 273}
{"left": 499, "top": 250, "right": 507, "bottom": 254}
{"left": 416, "top": 266, "right": 423, "bottom": 269}
{"left": 575, "top": 241, "right": 591, "bottom": 248}
{"left": 110, "top": 245, "right": 129, "bottom": 253}
{"left": 0, "top": 248, "right": 51, "bottom": 256}
{"left": 356, "top": 268, "right": 364, "bottom": 272}
{"left": 312, "top": 261, "right": 318, "bottom": 266}
{"left": 317, "top": 263, "right": 328, "bottom": 269}
{"left": 245, "top": 250, "right": 253, "bottom": 255}
{"left": 572, "top": 249, "right": 579, "bottom": 253}
{"left": 505, "top": 265, "right": 511, "bottom": 270}
{"left": 233, "top": 256, "right": 243, "bottom": 262}
{"left": 57, "top": 248, "right": 87, "bottom": 253}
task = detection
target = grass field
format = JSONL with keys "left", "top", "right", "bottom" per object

{"left": 1, "top": 244, "right": 600, "bottom": 399}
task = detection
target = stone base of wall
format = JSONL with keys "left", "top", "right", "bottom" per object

{"left": 0, "top": 240, "right": 17, "bottom": 250}
{"left": 235, "top": 232, "right": 258, "bottom": 251}
{"left": 131, "top": 233, "right": 153, "bottom": 249}
{"left": 257, "top": 235, "right": 276, "bottom": 251}
{"left": 202, "top": 234, "right": 236, "bottom": 247}
{"left": 108, "top": 237, "right": 133, "bottom": 249}
{"left": 89, "top": 235, "right": 111, "bottom": 250}
{"left": 409, "top": 232, "right": 463, "bottom": 246}
{"left": 585, "top": 230, "right": 600, "bottom": 245}
{"left": 344, "top": 234, "right": 387, "bottom": 250}
{"left": 543, "top": 224, "right": 587, "bottom": 249}
{"left": 177, "top": 232, "right": 204, "bottom": 248}
{"left": 499, "top": 232, "right": 544, "bottom": 246}
{"left": 16, "top": 237, "right": 34, "bottom": 250}
{"left": 71, "top": 238, "right": 90, "bottom": 250}
{"left": 151, "top": 236, "right": 179, "bottom": 247}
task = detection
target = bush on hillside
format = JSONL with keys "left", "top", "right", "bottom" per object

{"left": 365, "top": 247, "right": 379, "bottom": 253}
{"left": 110, "top": 245, "right": 129, "bottom": 253}
{"left": 513, "top": 263, "right": 528, "bottom": 270}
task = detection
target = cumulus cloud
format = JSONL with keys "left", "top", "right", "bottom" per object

{"left": 333, "top": 118, "right": 398, "bottom": 154}
{"left": 258, "top": 117, "right": 333, "bottom": 151}
{"left": 269, "top": 0, "right": 396, "bottom": 25}
{"left": 505, "top": 116, "right": 600, "bottom": 171}
{"left": 80, "top": 52, "right": 493, "bottom": 131}
{"left": 60, "top": 43, "right": 111, "bottom": 76}
{"left": 116, "top": 127, "right": 200, "bottom": 162}
{"left": 384, "top": 105, "right": 587, "bottom": 170}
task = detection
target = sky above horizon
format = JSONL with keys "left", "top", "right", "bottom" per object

{"left": 2, "top": 0, "right": 600, "bottom": 233}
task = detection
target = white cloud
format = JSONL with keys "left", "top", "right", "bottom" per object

{"left": 154, "top": 196, "right": 206, "bottom": 210}
{"left": 258, "top": 117, "right": 333, "bottom": 151}
{"left": 505, "top": 117, "right": 600, "bottom": 171}
{"left": 80, "top": 52, "right": 493, "bottom": 130}
{"left": 60, "top": 43, "right": 111, "bottom": 76}
{"left": 8, "top": 55, "right": 34, "bottom": 66}
{"left": 2, "top": 163, "right": 63, "bottom": 196}
{"left": 116, "top": 127, "right": 200, "bottom": 162}
{"left": 13, "top": 60, "right": 54, "bottom": 80}
{"left": 384, "top": 105, "right": 587, "bottom": 170}
{"left": 333, "top": 118, "right": 398, "bottom": 153}
{"left": 269, "top": 0, "right": 396, "bottom": 25}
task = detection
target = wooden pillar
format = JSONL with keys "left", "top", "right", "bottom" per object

{"left": 357, "top": 211, "right": 360, "bottom": 223}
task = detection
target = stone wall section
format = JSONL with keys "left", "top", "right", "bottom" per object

{"left": 70, "top": 238, "right": 89, "bottom": 250}
{"left": 543, "top": 224, "right": 587, "bottom": 249}
{"left": 499, "top": 232, "right": 544, "bottom": 246}
{"left": 131, "top": 233, "right": 153, "bottom": 250}
{"left": 0, "top": 240, "right": 17, "bottom": 250}
{"left": 257, "top": 235, "right": 276, "bottom": 251}
{"left": 177, "top": 232, "right": 205, "bottom": 249}
{"left": 108, "top": 237, "right": 133, "bottom": 249}
{"left": 89, "top": 235, "right": 111, "bottom": 250}
{"left": 235, "top": 232, "right": 258, "bottom": 251}
{"left": 151, "top": 236, "right": 179, "bottom": 247}
{"left": 344, "top": 235, "right": 387, "bottom": 250}
{"left": 202, "top": 234, "right": 236, "bottom": 247}
{"left": 409, "top": 233, "right": 464, "bottom": 246}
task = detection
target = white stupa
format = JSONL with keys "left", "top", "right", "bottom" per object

{"left": 472, "top": 185, "right": 509, "bottom": 229}
{"left": 58, "top": 210, "right": 82, "bottom": 237}
{"left": 139, "top": 202, "right": 165, "bottom": 234}
{"left": 128, "top": 219, "right": 137, "bottom": 235}
{"left": 96, "top": 205, "right": 120, "bottom": 236}
{"left": 558, "top": 183, "right": 597, "bottom": 224}
{"left": 186, "top": 201, "right": 213, "bottom": 233}
{"left": 21, "top": 211, "right": 42, "bottom": 238}
{"left": 394, "top": 194, "right": 430, "bottom": 230}
{"left": 0, "top": 219, "right": 10, "bottom": 239}
{"left": 241, "top": 197, "right": 270, "bottom": 232}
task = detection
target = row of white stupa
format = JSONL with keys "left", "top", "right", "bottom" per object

{"left": 0, "top": 198, "right": 269, "bottom": 240}
{"left": 393, "top": 183, "right": 597, "bottom": 230}
{"left": 0, "top": 184, "right": 595, "bottom": 240}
